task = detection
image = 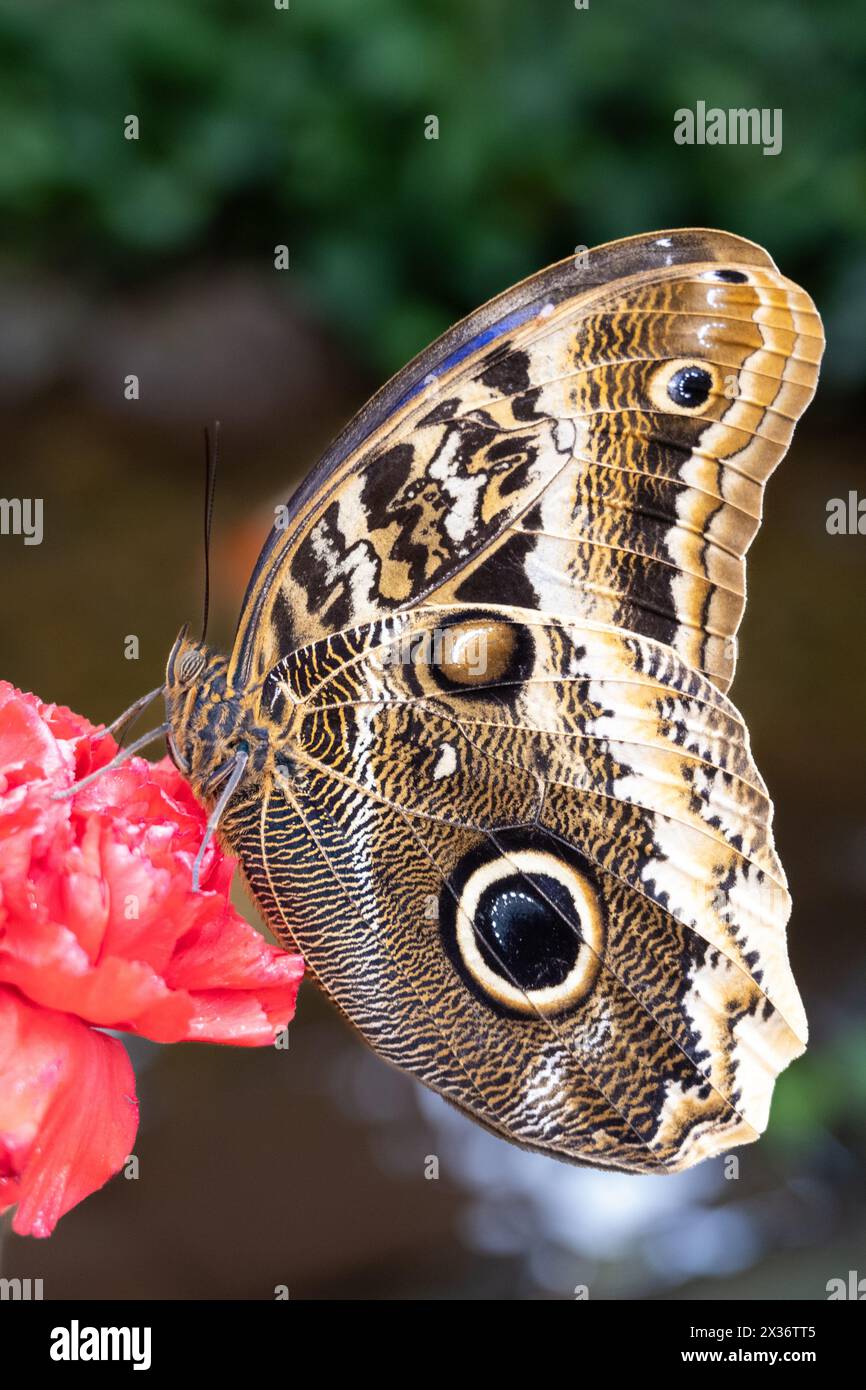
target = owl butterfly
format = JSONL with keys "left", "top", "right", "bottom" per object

{"left": 107, "top": 229, "right": 823, "bottom": 1174}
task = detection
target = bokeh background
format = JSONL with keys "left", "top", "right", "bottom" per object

{"left": 1, "top": 0, "right": 865, "bottom": 1299}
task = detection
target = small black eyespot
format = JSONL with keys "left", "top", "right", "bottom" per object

{"left": 714, "top": 269, "right": 748, "bottom": 283}
{"left": 668, "top": 365, "right": 713, "bottom": 409}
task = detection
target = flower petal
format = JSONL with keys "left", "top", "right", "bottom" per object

{"left": 0, "top": 986, "right": 139, "bottom": 1237}
{"left": 0, "top": 682, "right": 304, "bottom": 1045}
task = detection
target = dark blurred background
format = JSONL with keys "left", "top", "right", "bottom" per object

{"left": 1, "top": 0, "right": 865, "bottom": 1299}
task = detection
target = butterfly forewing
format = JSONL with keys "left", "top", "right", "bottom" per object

{"left": 230, "top": 228, "right": 822, "bottom": 695}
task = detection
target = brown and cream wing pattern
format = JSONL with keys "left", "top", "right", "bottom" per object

{"left": 224, "top": 605, "right": 805, "bottom": 1172}
{"left": 229, "top": 228, "right": 823, "bottom": 695}
{"left": 191, "top": 230, "right": 826, "bottom": 1173}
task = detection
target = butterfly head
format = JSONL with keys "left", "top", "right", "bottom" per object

{"left": 163, "top": 625, "right": 235, "bottom": 794}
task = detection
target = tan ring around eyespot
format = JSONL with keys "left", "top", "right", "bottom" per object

{"left": 648, "top": 357, "right": 722, "bottom": 416}
{"left": 454, "top": 849, "right": 604, "bottom": 1016}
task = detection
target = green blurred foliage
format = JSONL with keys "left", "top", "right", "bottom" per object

{"left": 771, "top": 1023, "right": 866, "bottom": 1147}
{"left": 0, "top": 0, "right": 864, "bottom": 379}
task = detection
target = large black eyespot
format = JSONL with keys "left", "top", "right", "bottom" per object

{"left": 438, "top": 832, "right": 606, "bottom": 1017}
{"left": 667, "top": 365, "right": 713, "bottom": 409}
{"left": 475, "top": 874, "right": 581, "bottom": 991}
{"left": 713, "top": 269, "right": 748, "bottom": 283}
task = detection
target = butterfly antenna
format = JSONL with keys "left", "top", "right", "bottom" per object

{"left": 92, "top": 685, "right": 163, "bottom": 743}
{"left": 201, "top": 420, "right": 220, "bottom": 643}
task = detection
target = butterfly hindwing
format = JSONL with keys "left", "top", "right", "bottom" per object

{"left": 224, "top": 603, "right": 807, "bottom": 1171}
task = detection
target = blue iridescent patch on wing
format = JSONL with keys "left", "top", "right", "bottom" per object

{"left": 391, "top": 301, "right": 543, "bottom": 415}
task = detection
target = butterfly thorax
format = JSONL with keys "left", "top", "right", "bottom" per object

{"left": 163, "top": 630, "right": 275, "bottom": 803}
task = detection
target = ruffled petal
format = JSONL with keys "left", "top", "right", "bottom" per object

{"left": 0, "top": 680, "right": 304, "bottom": 1235}
{"left": 0, "top": 681, "right": 304, "bottom": 1045}
{"left": 0, "top": 986, "right": 139, "bottom": 1238}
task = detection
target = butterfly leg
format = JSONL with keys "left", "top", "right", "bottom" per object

{"left": 192, "top": 749, "right": 250, "bottom": 891}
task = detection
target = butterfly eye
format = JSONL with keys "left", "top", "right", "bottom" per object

{"left": 440, "top": 843, "right": 605, "bottom": 1017}
{"left": 177, "top": 651, "right": 206, "bottom": 686}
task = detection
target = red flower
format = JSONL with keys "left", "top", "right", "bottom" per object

{"left": 0, "top": 681, "right": 303, "bottom": 1237}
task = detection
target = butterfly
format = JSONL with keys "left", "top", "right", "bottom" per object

{"left": 101, "top": 229, "right": 825, "bottom": 1174}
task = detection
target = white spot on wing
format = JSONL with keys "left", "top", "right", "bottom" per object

{"left": 433, "top": 742, "right": 457, "bottom": 780}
